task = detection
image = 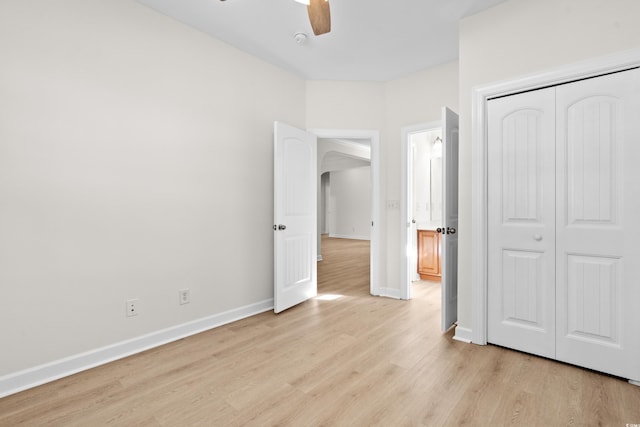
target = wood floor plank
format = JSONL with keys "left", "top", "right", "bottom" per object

{"left": 1, "top": 236, "right": 640, "bottom": 426}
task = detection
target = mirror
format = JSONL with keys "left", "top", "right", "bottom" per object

{"left": 411, "top": 130, "right": 443, "bottom": 229}
{"left": 430, "top": 156, "right": 442, "bottom": 222}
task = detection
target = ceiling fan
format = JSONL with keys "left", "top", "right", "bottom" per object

{"left": 219, "top": 0, "right": 331, "bottom": 36}
{"left": 295, "top": 0, "right": 331, "bottom": 36}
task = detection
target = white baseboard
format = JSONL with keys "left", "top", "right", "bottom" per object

{"left": 328, "top": 233, "right": 371, "bottom": 241}
{"left": 453, "top": 326, "right": 473, "bottom": 343}
{"left": 374, "top": 287, "right": 401, "bottom": 299}
{"left": 0, "top": 299, "right": 274, "bottom": 398}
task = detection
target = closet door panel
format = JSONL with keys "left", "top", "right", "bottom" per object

{"left": 565, "top": 255, "right": 620, "bottom": 343}
{"left": 556, "top": 68, "right": 640, "bottom": 381}
{"left": 487, "top": 88, "right": 556, "bottom": 358}
{"left": 566, "top": 96, "right": 619, "bottom": 225}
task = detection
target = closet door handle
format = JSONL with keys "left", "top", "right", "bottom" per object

{"left": 533, "top": 234, "right": 542, "bottom": 241}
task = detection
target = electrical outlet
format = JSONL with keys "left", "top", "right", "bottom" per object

{"left": 179, "top": 289, "right": 190, "bottom": 305}
{"left": 126, "top": 299, "right": 139, "bottom": 317}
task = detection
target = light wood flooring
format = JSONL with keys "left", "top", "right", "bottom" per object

{"left": 1, "top": 236, "right": 639, "bottom": 426}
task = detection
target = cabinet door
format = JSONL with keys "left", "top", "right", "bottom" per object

{"left": 417, "top": 230, "right": 440, "bottom": 279}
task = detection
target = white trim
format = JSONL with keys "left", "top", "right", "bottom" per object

{"left": 629, "top": 380, "right": 640, "bottom": 387}
{"left": 0, "top": 299, "right": 273, "bottom": 398}
{"left": 453, "top": 326, "right": 473, "bottom": 343}
{"left": 308, "top": 129, "right": 381, "bottom": 297}
{"left": 400, "top": 121, "right": 442, "bottom": 300}
{"left": 375, "top": 287, "right": 401, "bottom": 300}
{"left": 328, "top": 233, "right": 370, "bottom": 241}
{"left": 471, "top": 48, "right": 640, "bottom": 345}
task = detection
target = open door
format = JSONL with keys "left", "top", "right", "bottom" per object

{"left": 440, "top": 107, "right": 459, "bottom": 331}
{"left": 274, "top": 122, "right": 317, "bottom": 313}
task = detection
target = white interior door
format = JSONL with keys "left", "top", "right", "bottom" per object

{"left": 441, "top": 107, "right": 459, "bottom": 332}
{"left": 274, "top": 121, "right": 317, "bottom": 314}
{"left": 555, "top": 69, "right": 640, "bottom": 381}
{"left": 487, "top": 88, "right": 556, "bottom": 358}
{"left": 487, "top": 68, "right": 640, "bottom": 382}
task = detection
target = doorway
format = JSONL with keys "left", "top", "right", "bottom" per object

{"left": 310, "top": 129, "right": 381, "bottom": 296}
{"left": 318, "top": 140, "right": 371, "bottom": 294}
{"left": 400, "top": 108, "right": 459, "bottom": 332}
{"left": 401, "top": 122, "right": 442, "bottom": 295}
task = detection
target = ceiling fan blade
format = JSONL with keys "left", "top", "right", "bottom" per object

{"left": 308, "top": 0, "right": 331, "bottom": 36}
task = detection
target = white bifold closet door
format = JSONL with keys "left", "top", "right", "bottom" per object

{"left": 487, "top": 68, "right": 640, "bottom": 382}
{"left": 487, "top": 87, "right": 557, "bottom": 359}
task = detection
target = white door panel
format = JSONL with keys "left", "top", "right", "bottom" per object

{"left": 441, "top": 107, "right": 459, "bottom": 332}
{"left": 274, "top": 122, "right": 317, "bottom": 313}
{"left": 488, "top": 68, "right": 640, "bottom": 382}
{"left": 487, "top": 88, "right": 556, "bottom": 358}
{"left": 555, "top": 69, "right": 640, "bottom": 381}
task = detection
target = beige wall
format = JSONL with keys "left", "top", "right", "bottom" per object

{"left": 457, "top": 0, "right": 640, "bottom": 329}
{"left": 329, "top": 166, "right": 372, "bottom": 240}
{"left": 305, "top": 81, "right": 386, "bottom": 130}
{"left": 0, "top": 0, "right": 306, "bottom": 375}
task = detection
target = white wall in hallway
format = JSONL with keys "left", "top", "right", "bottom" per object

{"left": 329, "top": 166, "right": 372, "bottom": 240}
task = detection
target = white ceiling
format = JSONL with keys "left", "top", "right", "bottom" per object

{"left": 136, "top": 0, "right": 507, "bottom": 81}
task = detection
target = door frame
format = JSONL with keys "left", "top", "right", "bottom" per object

{"left": 471, "top": 49, "right": 640, "bottom": 345}
{"left": 400, "top": 121, "right": 441, "bottom": 300}
{"left": 308, "top": 128, "right": 381, "bottom": 296}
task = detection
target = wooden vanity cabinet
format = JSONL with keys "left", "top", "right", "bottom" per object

{"left": 417, "top": 229, "right": 441, "bottom": 281}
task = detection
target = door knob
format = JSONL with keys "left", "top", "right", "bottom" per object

{"left": 436, "top": 227, "right": 456, "bottom": 235}
{"left": 412, "top": 219, "right": 416, "bottom": 224}
{"left": 278, "top": 224, "right": 287, "bottom": 230}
